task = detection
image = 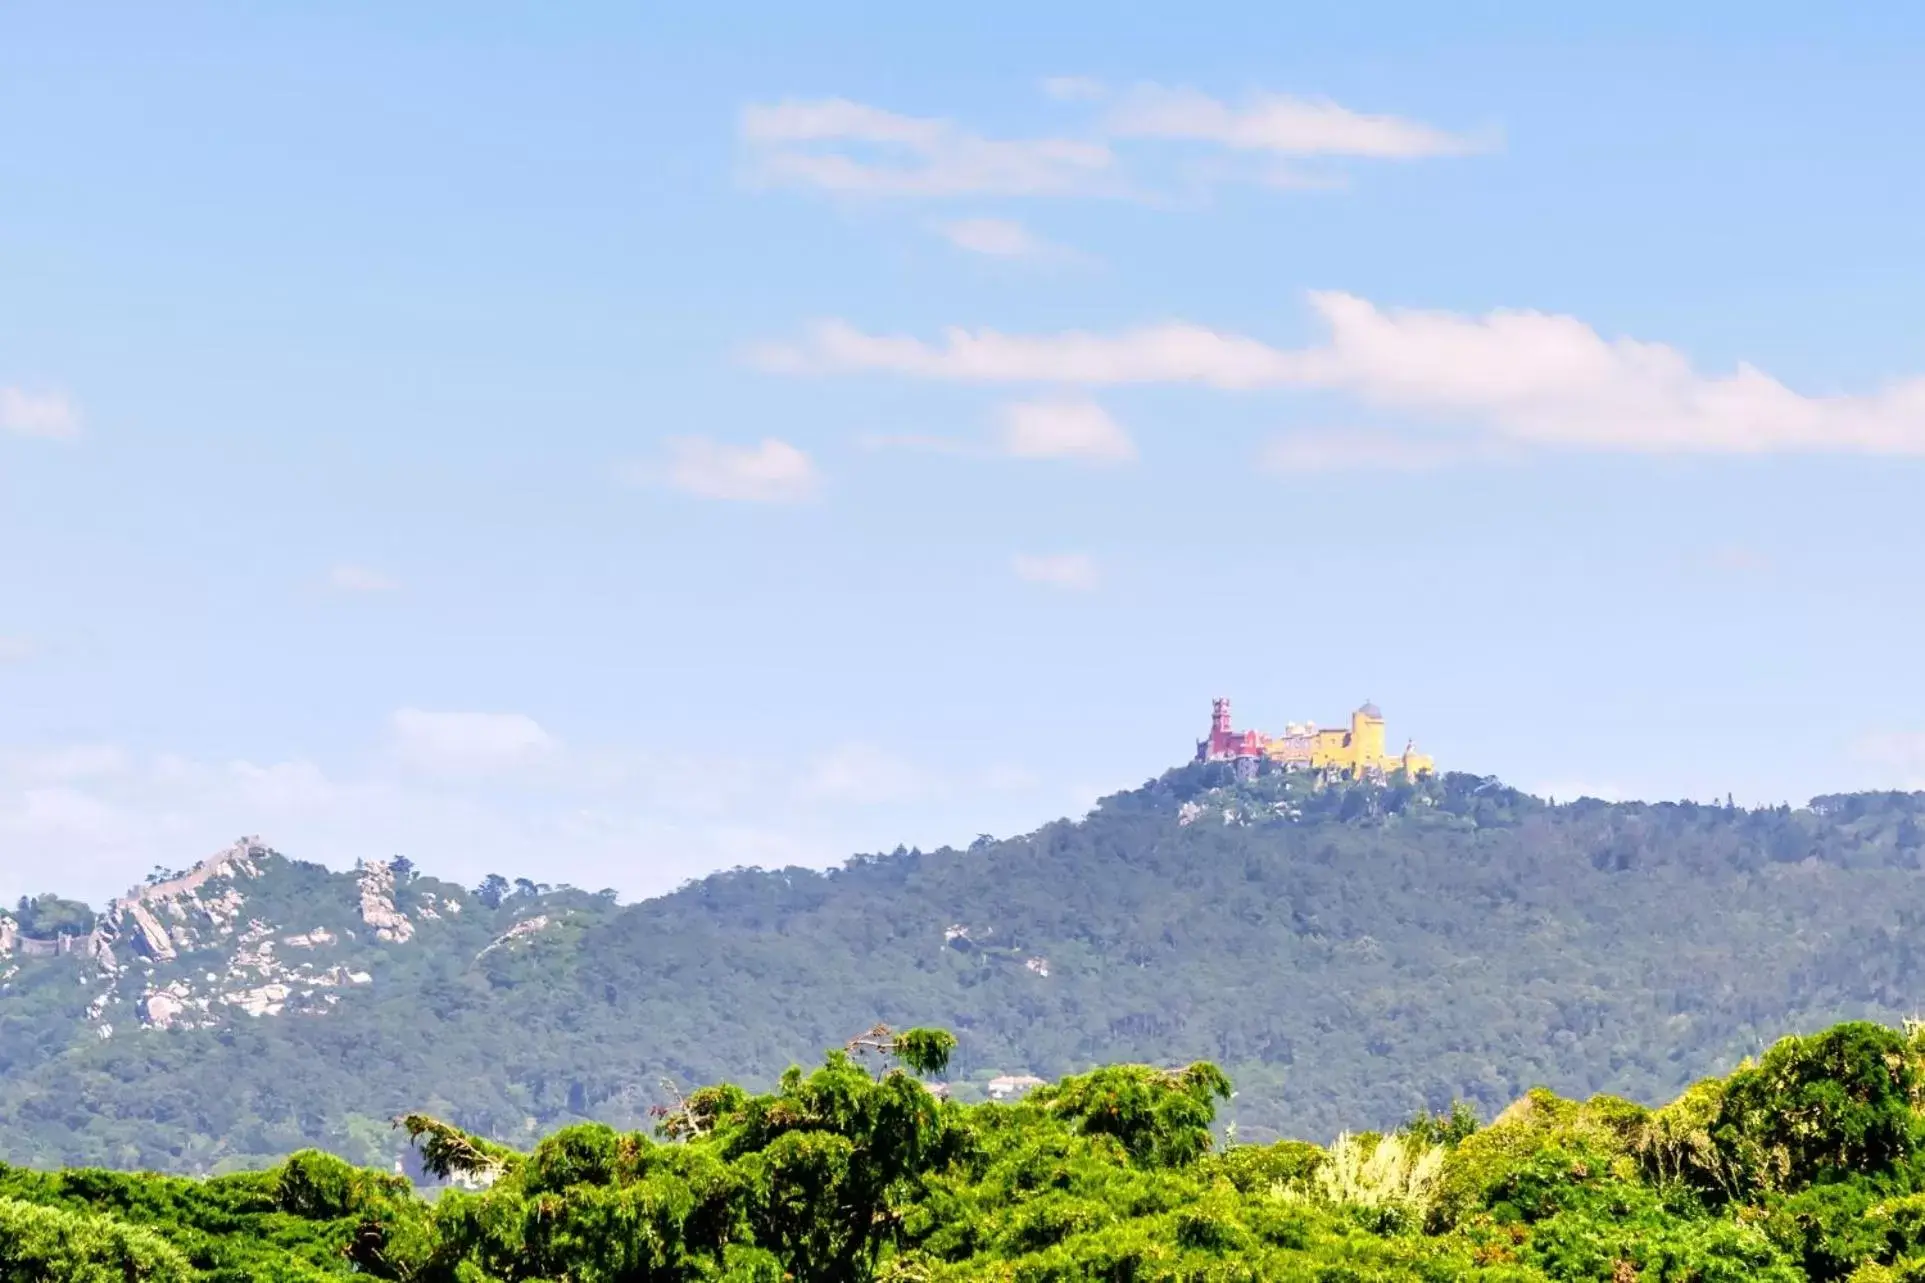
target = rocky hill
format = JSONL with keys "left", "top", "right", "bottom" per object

{"left": 6, "top": 764, "right": 1925, "bottom": 1174}
{"left": 2, "top": 838, "right": 588, "bottom": 1041}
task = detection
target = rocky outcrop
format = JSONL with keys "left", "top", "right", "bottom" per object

{"left": 477, "top": 914, "right": 551, "bottom": 959}
{"left": 224, "top": 982, "right": 292, "bottom": 1018}
{"left": 357, "top": 861, "right": 414, "bottom": 943}
{"left": 121, "top": 837, "right": 265, "bottom": 905}
{"left": 415, "top": 891, "right": 462, "bottom": 921}
{"left": 109, "top": 836, "right": 268, "bottom": 960}
{"left": 124, "top": 901, "right": 178, "bottom": 960}
{"left": 140, "top": 985, "right": 192, "bottom": 1030}
{"left": 8, "top": 836, "right": 479, "bottom": 1038}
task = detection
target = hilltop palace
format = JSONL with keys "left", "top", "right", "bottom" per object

{"left": 1195, "top": 698, "right": 1435, "bottom": 782}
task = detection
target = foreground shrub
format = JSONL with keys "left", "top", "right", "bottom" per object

{"left": 0, "top": 1196, "right": 191, "bottom": 1283}
{"left": 15, "top": 1020, "right": 1925, "bottom": 1280}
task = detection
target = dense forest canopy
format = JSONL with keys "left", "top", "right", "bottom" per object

{"left": 7, "top": 765, "right": 1925, "bottom": 1174}
{"left": 14, "top": 1019, "right": 1925, "bottom": 1281}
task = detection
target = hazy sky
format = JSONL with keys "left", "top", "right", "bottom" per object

{"left": 7, "top": 3, "right": 1925, "bottom": 904}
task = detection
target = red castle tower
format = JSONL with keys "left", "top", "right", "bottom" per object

{"left": 1197, "top": 697, "right": 1266, "bottom": 763}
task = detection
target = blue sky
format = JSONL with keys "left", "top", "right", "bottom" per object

{"left": 7, "top": 2, "right": 1925, "bottom": 903}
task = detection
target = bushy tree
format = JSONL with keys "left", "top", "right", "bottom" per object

{"left": 1033, "top": 1062, "right": 1232, "bottom": 1168}
{"left": 473, "top": 873, "right": 510, "bottom": 909}
{"left": 11, "top": 894, "right": 95, "bottom": 939}
{"left": 0, "top": 1197, "right": 191, "bottom": 1282}
{"left": 1713, "top": 1022, "right": 1920, "bottom": 1196}
{"left": 19, "top": 1020, "right": 1925, "bottom": 1280}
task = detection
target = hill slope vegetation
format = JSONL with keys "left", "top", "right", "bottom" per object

{"left": 6, "top": 765, "right": 1925, "bottom": 1171}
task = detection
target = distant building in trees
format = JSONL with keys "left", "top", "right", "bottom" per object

{"left": 1195, "top": 698, "right": 1435, "bottom": 781}
{"left": 986, "top": 1074, "right": 1047, "bottom": 1101}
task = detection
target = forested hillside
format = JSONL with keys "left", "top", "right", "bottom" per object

{"left": 6, "top": 764, "right": 1925, "bottom": 1174}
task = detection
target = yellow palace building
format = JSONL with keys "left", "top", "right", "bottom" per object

{"left": 1264, "top": 703, "right": 1436, "bottom": 780}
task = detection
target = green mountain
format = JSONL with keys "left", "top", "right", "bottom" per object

{"left": 5, "top": 763, "right": 1925, "bottom": 1174}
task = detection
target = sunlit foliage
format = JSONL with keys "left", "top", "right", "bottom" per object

{"left": 16, "top": 1020, "right": 1925, "bottom": 1279}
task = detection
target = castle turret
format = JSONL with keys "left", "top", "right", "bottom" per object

{"left": 1350, "top": 702, "right": 1387, "bottom": 772}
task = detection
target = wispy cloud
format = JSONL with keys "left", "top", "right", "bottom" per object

{"left": 0, "top": 717, "right": 1070, "bottom": 906}
{"left": 389, "top": 708, "right": 559, "bottom": 778}
{"left": 797, "top": 743, "right": 928, "bottom": 804}
{"left": 327, "top": 564, "right": 400, "bottom": 594}
{"left": 737, "top": 85, "right": 1481, "bottom": 203}
{"left": 1698, "top": 545, "right": 1774, "bottom": 577}
{"left": 859, "top": 400, "right": 1135, "bottom": 464}
{"left": 998, "top": 398, "right": 1137, "bottom": 463}
{"left": 1853, "top": 732, "right": 1925, "bottom": 789}
{"left": 0, "top": 388, "right": 81, "bottom": 440}
{"left": 635, "top": 437, "right": 822, "bottom": 503}
{"left": 1012, "top": 552, "right": 1100, "bottom": 592}
{"left": 858, "top": 432, "right": 977, "bottom": 456}
{"left": 932, "top": 216, "right": 1064, "bottom": 259}
{"left": 2, "top": 744, "right": 128, "bottom": 783}
{"left": 752, "top": 316, "right": 1292, "bottom": 386}
{"left": 762, "top": 292, "right": 1925, "bottom": 458}
{"left": 1260, "top": 431, "right": 1489, "bottom": 473}
{"left": 739, "top": 98, "right": 1118, "bottom": 198}
{"left": 1041, "top": 75, "right": 1107, "bottom": 103}
{"left": 1107, "top": 85, "right": 1492, "bottom": 158}
{"left": 0, "top": 637, "right": 35, "bottom": 664}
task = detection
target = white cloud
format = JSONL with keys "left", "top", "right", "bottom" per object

{"left": 1253, "top": 164, "right": 1352, "bottom": 192}
{"left": 1285, "top": 293, "right": 1925, "bottom": 454}
{"left": 998, "top": 398, "right": 1137, "bottom": 463}
{"left": 0, "top": 715, "right": 1083, "bottom": 908}
{"left": 934, "top": 217, "right": 1047, "bottom": 258}
{"left": 739, "top": 98, "right": 1117, "bottom": 198}
{"left": 737, "top": 87, "right": 1478, "bottom": 202}
{"left": 1042, "top": 75, "right": 1107, "bottom": 102}
{"left": 227, "top": 759, "right": 337, "bottom": 810}
{"left": 858, "top": 432, "right": 976, "bottom": 456}
{"left": 1, "top": 388, "right": 81, "bottom": 440}
{"left": 644, "top": 437, "right": 821, "bottom": 503}
{"left": 859, "top": 401, "right": 1135, "bottom": 464}
{"left": 1012, "top": 552, "right": 1100, "bottom": 592}
{"left": 9, "top": 786, "right": 125, "bottom": 842}
{"left": 1260, "top": 431, "right": 1487, "bottom": 473}
{"left": 742, "top": 98, "right": 946, "bottom": 147}
{"left": 1853, "top": 733, "right": 1925, "bottom": 789}
{"left": 388, "top": 708, "right": 558, "bottom": 777}
{"left": 763, "top": 292, "right": 1925, "bottom": 457}
{"left": 3, "top": 745, "right": 129, "bottom": 783}
{"left": 0, "top": 742, "right": 783, "bottom": 904}
{"left": 979, "top": 763, "right": 1041, "bottom": 792}
{"left": 752, "top": 317, "right": 1294, "bottom": 387}
{"left": 932, "top": 217, "right": 1091, "bottom": 265}
{"left": 798, "top": 743, "right": 927, "bottom": 805}
{"left": 327, "top": 564, "right": 399, "bottom": 593}
{"left": 0, "top": 637, "right": 34, "bottom": 664}
{"left": 1107, "top": 85, "right": 1490, "bottom": 158}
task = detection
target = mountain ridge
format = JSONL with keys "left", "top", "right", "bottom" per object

{"left": 6, "top": 762, "right": 1925, "bottom": 1174}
